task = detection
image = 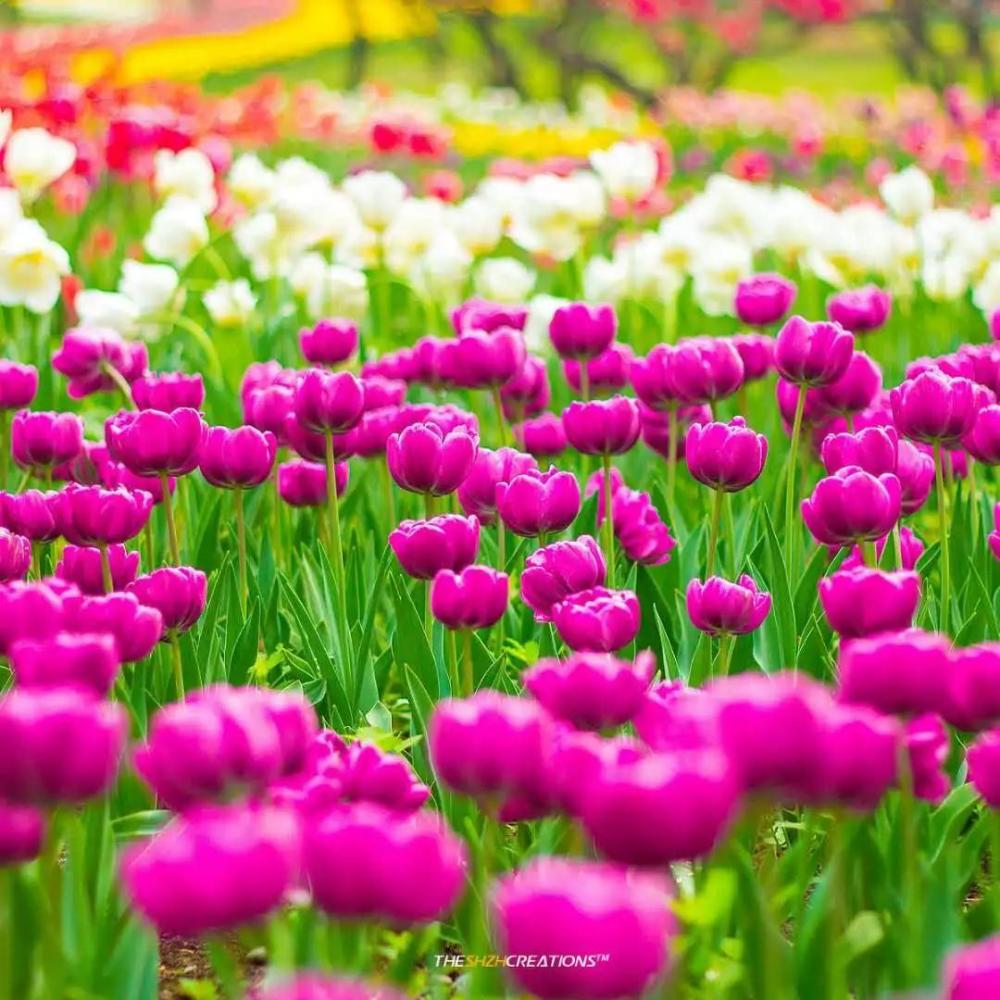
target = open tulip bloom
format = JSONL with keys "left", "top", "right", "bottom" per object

{"left": 1, "top": 89, "right": 1000, "bottom": 1000}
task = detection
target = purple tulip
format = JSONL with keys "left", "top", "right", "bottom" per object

{"left": 0, "top": 489, "right": 61, "bottom": 542}
{"left": 686, "top": 574, "right": 772, "bottom": 636}
{"left": 826, "top": 285, "right": 892, "bottom": 334}
{"left": 948, "top": 645, "right": 1000, "bottom": 731}
{"left": 254, "top": 975, "right": 406, "bottom": 1000}
{"left": 64, "top": 591, "right": 163, "bottom": 662}
{"left": 0, "top": 361, "right": 38, "bottom": 409}
{"left": 300, "top": 319, "right": 358, "bottom": 366}
{"left": 942, "top": 935, "right": 1000, "bottom": 999}
{"left": 551, "top": 586, "right": 640, "bottom": 652}
{"left": 514, "top": 412, "right": 567, "bottom": 457}
{"left": 0, "top": 580, "right": 67, "bottom": 654}
{"left": 56, "top": 543, "right": 139, "bottom": 594}
{"left": 666, "top": 337, "right": 745, "bottom": 404}
{"left": 292, "top": 369, "right": 365, "bottom": 435}
{"left": 131, "top": 372, "right": 205, "bottom": 412}
{"left": 10, "top": 632, "right": 120, "bottom": 696}
{"left": 638, "top": 403, "right": 711, "bottom": 459}
{"left": 496, "top": 467, "right": 580, "bottom": 537}
{"left": 735, "top": 273, "right": 796, "bottom": 326}
{"left": 992, "top": 504, "right": 1000, "bottom": 562}
{"left": 838, "top": 628, "right": 953, "bottom": 717}
{"left": 492, "top": 858, "right": 675, "bottom": 1000}
{"left": 429, "top": 692, "right": 553, "bottom": 801}
{"left": 730, "top": 333, "right": 775, "bottom": 382}
{"left": 501, "top": 355, "right": 550, "bottom": 421}
{"left": 583, "top": 749, "right": 739, "bottom": 865}
{"left": 776, "top": 379, "right": 833, "bottom": 428}
{"left": 127, "top": 566, "right": 206, "bottom": 635}
{"left": 56, "top": 483, "right": 153, "bottom": 546}
{"left": 360, "top": 376, "right": 406, "bottom": 413}
{"left": 544, "top": 730, "right": 645, "bottom": 818}
{"left": 430, "top": 565, "right": 508, "bottom": 630}
{"left": 283, "top": 416, "right": 356, "bottom": 464}
{"left": 600, "top": 487, "right": 675, "bottom": 566}
{"left": 457, "top": 446, "right": 537, "bottom": 524}
{"left": 840, "top": 525, "right": 924, "bottom": 572}
{"left": 821, "top": 425, "right": 898, "bottom": 476}
{"left": 896, "top": 438, "right": 935, "bottom": 514}
{"left": 685, "top": 417, "right": 768, "bottom": 492}
{"left": 958, "top": 342, "right": 1000, "bottom": 396}
{"left": 562, "top": 397, "right": 640, "bottom": 456}
{"left": 969, "top": 729, "right": 1000, "bottom": 807}
{"left": 304, "top": 803, "right": 467, "bottom": 924}
{"left": 245, "top": 383, "right": 295, "bottom": 439}
{"left": 453, "top": 298, "right": 527, "bottom": 335}
{"left": 0, "top": 528, "right": 29, "bottom": 582}
{"left": 121, "top": 803, "right": 301, "bottom": 936}
{"left": 801, "top": 467, "right": 901, "bottom": 546}
{"left": 0, "top": 801, "right": 44, "bottom": 866}
{"left": 520, "top": 535, "right": 606, "bottom": 622}
{"left": 890, "top": 370, "right": 981, "bottom": 446}
{"left": 0, "top": 687, "right": 127, "bottom": 804}
{"left": 12, "top": 410, "right": 84, "bottom": 471}
{"left": 105, "top": 407, "right": 205, "bottom": 477}
{"left": 353, "top": 406, "right": 402, "bottom": 457}
{"left": 387, "top": 422, "right": 478, "bottom": 497}
{"left": 51, "top": 326, "right": 148, "bottom": 399}
{"left": 389, "top": 515, "right": 480, "bottom": 581}
{"left": 775, "top": 315, "right": 854, "bottom": 387}
{"left": 564, "top": 343, "right": 633, "bottom": 396}
{"left": 199, "top": 425, "right": 277, "bottom": 488}
{"left": 630, "top": 344, "right": 682, "bottom": 411}
{"left": 815, "top": 350, "right": 882, "bottom": 415}
{"left": 278, "top": 460, "right": 348, "bottom": 506}
{"left": 525, "top": 651, "right": 654, "bottom": 730}
{"left": 819, "top": 567, "right": 920, "bottom": 638}
{"left": 905, "top": 713, "right": 950, "bottom": 804}
{"left": 549, "top": 302, "right": 616, "bottom": 361}
{"left": 963, "top": 404, "right": 1000, "bottom": 464}
{"left": 439, "top": 327, "right": 527, "bottom": 389}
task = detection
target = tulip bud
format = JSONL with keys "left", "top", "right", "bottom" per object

{"left": 430, "top": 565, "right": 508, "bottom": 630}
{"left": 131, "top": 372, "right": 205, "bottom": 412}
{"left": 12, "top": 410, "right": 84, "bottom": 471}
{"left": 775, "top": 315, "right": 854, "bottom": 387}
{"left": 551, "top": 586, "right": 641, "bottom": 652}
{"left": 0, "top": 361, "right": 38, "bottom": 410}
{"left": 685, "top": 417, "right": 768, "bottom": 492}
{"left": 293, "top": 369, "right": 365, "bottom": 434}
{"left": 299, "top": 319, "right": 359, "bottom": 367}
{"left": 819, "top": 567, "right": 920, "bottom": 638}
{"left": 521, "top": 535, "right": 606, "bottom": 622}
{"left": 686, "top": 575, "right": 772, "bottom": 637}
{"left": 127, "top": 567, "right": 206, "bottom": 635}
{"left": 56, "top": 543, "right": 139, "bottom": 594}
{"left": 735, "top": 273, "right": 796, "bottom": 326}
{"left": 389, "top": 515, "right": 479, "bottom": 581}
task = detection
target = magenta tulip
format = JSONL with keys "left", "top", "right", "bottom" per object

{"left": 963, "top": 404, "right": 1000, "bottom": 464}
{"left": 685, "top": 416, "right": 768, "bottom": 492}
{"left": 0, "top": 528, "right": 29, "bottom": 582}
{"left": 735, "top": 273, "right": 796, "bottom": 326}
{"left": 293, "top": 369, "right": 365, "bottom": 434}
{"left": 387, "top": 422, "right": 478, "bottom": 496}
{"left": 389, "top": 515, "right": 480, "bottom": 581}
{"left": 520, "top": 535, "right": 606, "bottom": 622}
{"left": 0, "top": 489, "right": 62, "bottom": 541}
{"left": 826, "top": 285, "right": 892, "bottom": 334}
{"left": 686, "top": 575, "right": 772, "bottom": 636}
{"left": 564, "top": 343, "right": 633, "bottom": 395}
{"left": 0, "top": 361, "right": 38, "bottom": 409}
{"left": 496, "top": 467, "right": 580, "bottom": 537}
{"left": 199, "top": 425, "right": 277, "bottom": 488}
{"left": 127, "top": 566, "right": 206, "bottom": 635}
{"left": 105, "top": 407, "right": 204, "bottom": 476}
{"left": 600, "top": 487, "right": 675, "bottom": 566}
{"left": 457, "top": 446, "right": 537, "bottom": 524}
{"left": 439, "top": 327, "right": 527, "bottom": 389}
{"left": 821, "top": 425, "right": 898, "bottom": 476}
{"left": 12, "top": 410, "right": 84, "bottom": 471}
{"left": 730, "top": 333, "right": 775, "bottom": 382}
{"left": 430, "top": 565, "right": 508, "bottom": 630}
{"left": 300, "top": 319, "right": 358, "bottom": 366}
{"left": 56, "top": 483, "right": 153, "bottom": 546}
{"left": 548, "top": 302, "right": 616, "bottom": 360}
{"left": 10, "top": 632, "right": 120, "bottom": 696}
{"left": 64, "top": 591, "right": 163, "bottom": 663}
{"left": 801, "top": 467, "right": 901, "bottom": 547}
{"left": 514, "top": 412, "right": 567, "bottom": 457}
{"left": 56, "top": 543, "right": 139, "bottom": 594}
{"left": 131, "top": 372, "right": 205, "bottom": 411}
{"left": 551, "top": 586, "right": 640, "bottom": 652}
{"left": 278, "top": 460, "right": 348, "bottom": 506}
{"left": 0, "top": 801, "right": 44, "bottom": 866}
{"left": 774, "top": 315, "right": 854, "bottom": 387}
{"left": 819, "top": 567, "right": 920, "bottom": 638}
{"left": 51, "top": 326, "right": 147, "bottom": 399}
{"left": 890, "top": 370, "right": 980, "bottom": 446}
{"left": 562, "top": 396, "right": 640, "bottom": 456}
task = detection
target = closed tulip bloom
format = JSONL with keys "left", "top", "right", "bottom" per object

{"left": 255, "top": 974, "right": 405, "bottom": 1000}
{"left": 821, "top": 425, "right": 898, "bottom": 476}
{"left": 545, "top": 731, "right": 646, "bottom": 818}
{"left": 284, "top": 416, "right": 357, "bottom": 464}
{"left": 551, "top": 586, "right": 641, "bottom": 652}
{"left": 840, "top": 525, "right": 925, "bottom": 572}
{"left": 890, "top": 371, "right": 980, "bottom": 446}
{"left": 457, "top": 446, "right": 537, "bottom": 524}
{"left": 631, "top": 344, "right": 681, "bottom": 411}
{"left": 735, "top": 273, "right": 796, "bottom": 326}
{"left": 353, "top": 407, "right": 402, "bottom": 457}
{"left": 121, "top": 803, "right": 301, "bottom": 937}
{"left": 300, "top": 319, "right": 358, "bottom": 366}
{"left": 564, "top": 344, "right": 633, "bottom": 395}
{"left": 453, "top": 298, "right": 528, "bottom": 335}
{"left": 304, "top": 803, "right": 467, "bottom": 924}
{"left": 387, "top": 422, "right": 478, "bottom": 496}
{"left": 501, "top": 355, "right": 550, "bottom": 420}
{"left": 0, "top": 580, "right": 67, "bottom": 654}
{"left": 389, "top": 515, "right": 480, "bottom": 581}
{"left": 730, "top": 333, "right": 775, "bottom": 382}
{"left": 521, "top": 535, "right": 606, "bottom": 622}
{"left": 943, "top": 936, "right": 1000, "bottom": 1000}
{"left": 293, "top": 369, "right": 365, "bottom": 434}
{"left": 0, "top": 529, "right": 29, "bottom": 582}
{"left": 131, "top": 372, "right": 205, "bottom": 411}
{"left": 992, "top": 505, "right": 1000, "bottom": 562}
{"left": 838, "top": 628, "right": 953, "bottom": 717}
{"left": 776, "top": 379, "right": 833, "bottom": 428}
{"left": 819, "top": 567, "right": 920, "bottom": 638}
{"left": 65, "top": 591, "right": 163, "bottom": 662}
{"left": 686, "top": 575, "right": 772, "bottom": 637}
{"left": 439, "top": 327, "right": 527, "bottom": 389}
{"left": 57, "top": 483, "right": 153, "bottom": 546}
{"left": 0, "top": 687, "right": 126, "bottom": 804}
{"left": 496, "top": 467, "right": 580, "bottom": 537}
{"left": 563, "top": 397, "right": 640, "bottom": 456}
{"left": 335, "top": 742, "right": 430, "bottom": 813}
{"left": 431, "top": 565, "right": 508, "bottom": 630}
{"left": 525, "top": 651, "right": 655, "bottom": 730}
{"left": 815, "top": 351, "right": 882, "bottom": 415}
{"left": 12, "top": 410, "right": 84, "bottom": 470}
{"left": 639, "top": 403, "right": 711, "bottom": 459}
{"left": 969, "top": 730, "right": 1000, "bottom": 808}
{"left": 775, "top": 315, "right": 855, "bottom": 387}
{"left": 905, "top": 713, "right": 950, "bottom": 804}
{"left": 801, "top": 467, "right": 901, "bottom": 546}
{"left": 105, "top": 407, "right": 205, "bottom": 476}
{"left": 549, "top": 302, "right": 616, "bottom": 360}
{"left": 963, "top": 404, "right": 1000, "bottom": 464}
{"left": 515, "top": 412, "right": 567, "bottom": 457}
{"left": 945, "top": 645, "right": 1000, "bottom": 731}
{"left": 896, "top": 439, "right": 936, "bottom": 514}
{"left": 56, "top": 543, "right": 139, "bottom": 594}
{"left": 429, "top": 692, "right": 553, "bottom": 801}
{"left": 666, "top": 337, "right": 745, "bottom": 404}
{"left": 241, "top": 361, "right": 298, "bottom": 404}
{"left": 279, "top": 460, "right": 347, "bottom": 506}
{"left": 0, "top": 802, "right": 44, "bottom": 866}
{"left": 10, "top": 632, "right": 120, "bottom": 696}
{"left": 584, "top": 750, "right": 739, "bottom": 865}
{"left": 826, "top": 285, "right": 892, "bottom": 334}
{"left": 51, "top": 327, "right": 148, "bottom": 399}
{"left": 492, "top": 858, "right": 674, "bottom": 1000}
{"left": 245, "top": 384, "right": 295, "bottom": 439}
{"left": 127, "top": 567, "right": 207, "bottom": 635}
{"left": 685, "top": 417, "right": 768, "bottom": 492}
{"left": 634, "top": 682, "right": 721, "bottom": 754}
{"left": 0, "top": 361, "right": 38, "bottom": 409}
{"left": 602, "top": 488, "right": 676, "bottom": 566}
{"left": 199, "top": 425, "right": 277, "bottom": 488}
{"left": 0, "top": 489, "right": 62, "bottom": 542}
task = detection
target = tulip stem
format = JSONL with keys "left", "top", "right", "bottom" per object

{"left": 968, "top": 460, "right": 979, "bottom": 552}
{"left": 992, "top": 811, "right": 1000, "bottom": 927}
{"left": 497, "top": 520, "right": 507, "bottom": 657}
{"left": 98, "top": 542, "right": 113, "bottom": 594}
{"left": 491, "top": 386, "right": 508, "bottom": 448}
{"left": 40, "top": 811, "right": 65, "bottom": 1000}
{"left": 159, "top": 473, "right": 181, "bottom": 564}
{"left": 934, "top": 442, "right": 950, "bottom": 635}
{"left": 0, "top": 411, "right": 8, "bottom": 488}
{"left": 462, "top": 628, "right": 474, "bottom": 696}
{"left": 706, "top": 488, "right": 724, "bottom": 578}
{"left": 447, "top": 627, "right": 459, "bottom": 696}
{"left": 381, "top": 459, "right": 396, "bottom": 530}
{"left": 862, "top": 540, "right": 878, "bottom": 569}
{"left": 170, "top": 634, "right": 185, "bottom": 701}
{"left": 579, "top": 363, "right": 590, "bottom": 402}
{"left": 897, "top": 742, "right": 921, "bottom": 987}
{"left": 102, "top": 362, "right": 135, "bottom": 409}
{"left": 666, "top": 404, "right": 678, "bottom": 511}
{"left": 892, "top": 523, "right": 903, "bottom": 570}
{"left": 717, "top": 633, "right": 734, "bottom": 678}
{"left": 234, "top": 487, "right": 248, "bottom": 613}
{"left": 325, "top": 431, "right": 348, "bottom": 637}
{"left": 601, "top": 454, "right": 616, "bottom": 588}
{"left": 784, "top": 388, "right": 808, "bottom": 571}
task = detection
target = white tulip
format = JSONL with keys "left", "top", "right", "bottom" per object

{"left": 523, "top": 294, "right": 569, "bottom": 354}
{"left": 234, "top": 211, "right": 291, "bottom": 280}
{"left": 383, "top": 199, "right": 447, "bottom": 275}
{"left": 589, "top": 140, "right": 658, "bottom": 203}
{"left": 311, "top": 189, "right": 363, "bottom": 249}
{"left": 621, "top": 232, "right": 684, "bottom": 300}
{"left": 510, "top": 174, "right": 585, "bottom": 262}
{"left": 75, "top": 290, "right": 140, "bottom": 335}
{"left": 204, "top": 279, "right": 257, "bottom": 328}
{"left": 0, "top": 219, "right": 70, "bottom": 313}
{"left": 566, "top": 171, "right": 607, "bottom": 229}
{"left": 288, "top": 252, "right": 328, "bottom": 301}
{"left": 880, "top": 166, "right": 934, "bottom": 225}
{"left": 475, "top": 257, "right": 535, "bottom": 304}
{"left": 476, "top": 176, "right": 525, "bottom": 232}
{"left": 342, "top": 171, "right": 408, "bottom": 232}
{"left": 154, "top": 148, "right": 217, "bottom": 213}
{"left": 410, "top": 233, "right": 471, "bottom": 305}
{"left": 228, "top": 154, "right": 276, "bottom": 210}
{"left": 4, "top": 127, "right": 76, "bottom": 203}
{"left": 923, "top": 257, "right": 970, "bottom": 302}
{"left": 119, "top": 260, "right": 181, "bottom": 316}
{"left": 334, "top": 223, "right": 379, "bottom": 270}
{"left": 312, "top": 264, "right": 368, "bottom": 320}
{"left": 0, "top": 188, "right": 24, "bottom": 244}
{"left": 583, "top": 256, "right": 628, "bottom": 303}
{"left": 144, "top": 196, "right": 210, "bottom": 267}
{"left": 451, "top": 197, "right": 504, "bottom": 257}
{"left": 691, "top": 238, "right": 753, "bottom": 317}
{"left": 276, "top": 156, "right": 331, "bottom": 191}
{"left": 973, "top": 261, "right": 1000, "bottom": 316}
